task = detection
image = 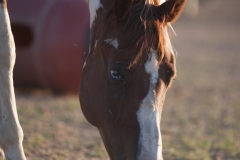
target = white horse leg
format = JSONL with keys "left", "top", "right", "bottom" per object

{"left": 0, "top": 1, "right": 26, "bottom": 159}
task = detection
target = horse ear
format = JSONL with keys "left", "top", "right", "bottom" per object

{"left": 113, "top": 0, "right": 133, "bottom": 22}
{"left": 157, "top": 0, "right": 186, "bottom": 23}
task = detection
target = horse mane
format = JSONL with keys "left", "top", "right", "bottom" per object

{"left": 94, "top": 0, "right": 174, "bottom": 65}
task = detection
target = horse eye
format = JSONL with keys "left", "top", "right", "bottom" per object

{"left": 110, "top": 70, "right": 122, "bottom": 80}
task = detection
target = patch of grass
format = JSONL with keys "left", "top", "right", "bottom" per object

{"left": 12, "top": 91, "right": 109, "bottom": 160}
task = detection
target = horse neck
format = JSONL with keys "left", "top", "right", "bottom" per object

{"left": 88, "top": 0, "right": 113, "bottom": 54}
{"left": 89, "top": 0, "right": 112, "bottom": 30}
{"left": 88, "top": 0, "right": 167, "bottom": 46}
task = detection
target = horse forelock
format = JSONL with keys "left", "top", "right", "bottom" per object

{"left": 94, "top": 0, "right": 174, "bottom": 65}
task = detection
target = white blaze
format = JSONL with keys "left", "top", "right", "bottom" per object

{"left": 89, "top": 0, "right": 103, "bottom": 28}
{"left": 137, "top": 50, "right": 163, "bottom": 160}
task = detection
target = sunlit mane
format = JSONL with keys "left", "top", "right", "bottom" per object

{"left": 145, "top": 0, "right": 162, "bottom": 5}
{"left": 144, "top": 0, "right": 175, "bottom": 56}
{"left": 95, "top": 0, "right": 176, "bottom": 64}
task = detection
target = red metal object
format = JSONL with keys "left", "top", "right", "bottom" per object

{"left": 8, "top": 0, "right": 90, "bottom": 93}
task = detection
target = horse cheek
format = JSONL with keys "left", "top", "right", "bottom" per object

{"left": 80, "top": 56, "right": 108, "bottom": 127}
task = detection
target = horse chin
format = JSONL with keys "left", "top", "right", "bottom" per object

{"left": 97, "top": 123, "right": 140, "bottom": 160}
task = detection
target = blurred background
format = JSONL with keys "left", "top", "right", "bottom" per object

{"left": 1, "top": 0, "right": 239, "bottom": 159}
{"left": 163, "top": 0, "right": 240, "bottom": 159}
{"left": 8, "top": 0, "right": 89, "bottom": 93}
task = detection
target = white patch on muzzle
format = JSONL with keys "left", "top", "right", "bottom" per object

{"left": 137, "top": 50, "right": 163, "bottom": 160}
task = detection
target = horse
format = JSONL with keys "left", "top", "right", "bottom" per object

{"left": 0, "top": 0, "right": 26, "bottom": 159}
{"left": 80, "top": 0, "right": 186, "bottom": 159}
{"left": 0, "top": 0, "right": 186, "bottom": 159}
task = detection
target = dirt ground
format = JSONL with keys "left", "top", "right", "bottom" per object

{"left": 1, "top": 1, "right": 240, "bottom": 160}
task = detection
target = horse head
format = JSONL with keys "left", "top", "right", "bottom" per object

{"left": 80, "top": 0, "right": 186, "bottom": 159}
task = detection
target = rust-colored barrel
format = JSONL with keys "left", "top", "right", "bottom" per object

{"left": 8, "top": 0, "right": 89, "bottom": 93}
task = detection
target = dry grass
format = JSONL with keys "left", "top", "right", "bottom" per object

{"left": 14, "top": 91, "right": 108, "bottom": 160}
{"left": 1, "top": 1, "right": 240, "bottom": 160}
{"left": 161, "top": 1, "right": 240, "bottom": 159}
